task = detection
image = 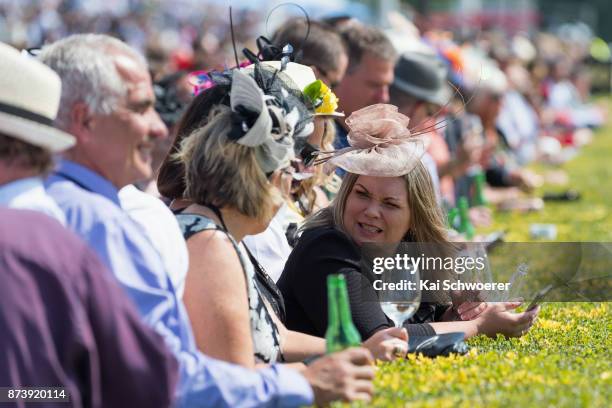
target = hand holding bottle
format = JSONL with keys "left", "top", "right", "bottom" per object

{"left": 302, "top": 348, "right": 375, "bottom": 405}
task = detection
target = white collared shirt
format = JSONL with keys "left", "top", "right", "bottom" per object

{"left": 118, "top": 184, "right": 189, "bottom": 299}
{"left": 0, "top": 176, "right": 65, "bottom": 224}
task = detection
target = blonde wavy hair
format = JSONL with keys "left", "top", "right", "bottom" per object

{"left": 173, "top": 105, "right": 279, "bottom": 222}
{"left": 302, "top": 160, "right": 449, "bottom": 243}
{"left": 293, "top": 117, "right": 337, "bottom": 215}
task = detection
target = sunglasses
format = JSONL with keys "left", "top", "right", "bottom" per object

{"left": 299, "top": 142, "right": 320, "bottom": 167}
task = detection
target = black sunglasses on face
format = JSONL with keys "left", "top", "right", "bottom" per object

{"left": 299, "top": 142, "right": 320, "bottom": 167}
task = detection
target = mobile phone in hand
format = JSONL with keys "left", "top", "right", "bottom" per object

{"left": 526, "top": 284, "right": 554, "bottom": 311}
{"left": 542, "top": 190, "right": 580, "bottom": 202}
{"left": 483, "top": 230, "right": 506, "bottom": 251}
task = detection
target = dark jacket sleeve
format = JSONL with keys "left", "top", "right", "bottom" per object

{"left": 485, "top": 166, "right": 511, "bottom": 187}
{"left": 283, "top": 227, "right": 434, "bottom": 339}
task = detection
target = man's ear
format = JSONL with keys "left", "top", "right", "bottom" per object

{"left": 311, "top": 65, "right": 322, "bottom": 78}
{"left": 68, "top": 102, "right": 94, "bottom": 143}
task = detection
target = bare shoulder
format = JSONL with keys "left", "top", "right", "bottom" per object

{"left": 186, "top": 229, "right": 242, "bottom": 270}
{"left": 186, "top": 228, "right": 233, "bottom": 250}
{"left": 179, "top": 205, "right": 246, "bottom": 283}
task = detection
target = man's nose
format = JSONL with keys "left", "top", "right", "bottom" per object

{"left": 374, "top": 85, "right": 390, "bottom": 104}
{"left": 380, "top": 85, "right": 389, "bottom": 103}
{"left": 150, "top": 110, "right": 168, "bottom": 140}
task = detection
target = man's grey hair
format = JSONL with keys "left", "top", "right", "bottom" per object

{"left": 337, "top": 22, "right": 397, "bottom": 73}
{"left": 39, "top": 34, "right": 147, "bottom": 130}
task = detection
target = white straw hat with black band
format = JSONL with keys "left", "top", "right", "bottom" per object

{"left": 0, "top": 42, "right": 75, "bottom": 152}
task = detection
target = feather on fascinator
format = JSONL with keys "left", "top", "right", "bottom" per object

{"left": 228, "top": 69, "right": 295, "bottom": 174}
{"left": 209, "top": 61, "right": 315, "bottom": 141}
{"left": 248, "top": 61, "right": 315, "bottom": 138}
{"left": 186, "top": 33, "right": 318, "bottom": 174}
{"left": 315, "top": 104, "right": 427, "bottom": 177}
{"left": 229, "top": 69, "right": 272, "bottom": 147}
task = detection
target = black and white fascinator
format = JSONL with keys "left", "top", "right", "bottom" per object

{"left": 228, "top": 69, "right": 295, "bottom": 174}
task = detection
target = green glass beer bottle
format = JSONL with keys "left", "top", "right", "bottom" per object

{"left": 458, "top": 196, "right": 475, "bottom": 240}
{"left": 472, "top": 170, "right": 489, "bottom": 207}
{"left": 325, "top": 274, "right": 362, "bottom": 353}
{"left": 447, "top": 207, "right": 459, "bottom": 229}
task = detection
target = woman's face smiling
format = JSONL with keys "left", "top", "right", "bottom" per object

{"left": 343, "top": 175, "right": 411, "bottom": 245}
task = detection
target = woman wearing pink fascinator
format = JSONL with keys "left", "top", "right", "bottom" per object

{"left": 277, "top": 103, "right": 540, "bottom": 345}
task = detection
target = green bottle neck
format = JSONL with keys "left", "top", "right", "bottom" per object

{"left": 473, "top": 172, "right": 488, "bottom": 206}
{"left": 327, "top": 278, "right": 340, "bottom": 329}
{"left": 458, "top": 197, "right": 475, "bottom": 238}
{"left": 326, "top": 275, "right": 361, "bottom": 351}
{"left": 458, "top": 197, "right": 470, "bottom": 227}
{"left": 337, "top": 279, "right": 354, "bottom": 327}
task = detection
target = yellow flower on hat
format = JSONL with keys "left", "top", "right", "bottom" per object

{"left": 317, "top": 81, "right": 339, "bottom": 115}
{"left": 303, "top": 79, "right": 343, "bottom": 116}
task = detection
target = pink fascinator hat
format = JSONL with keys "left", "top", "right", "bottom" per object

{"left": 315, "top": 104, "right": 427, "bottom": 177}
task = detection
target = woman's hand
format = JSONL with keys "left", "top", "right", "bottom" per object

{"left": 443, "top": 290, "right": 488, "bottom": 321}
{"left": 468, "top": 206, "right": 492, "bottom": 228}
{"left": 440, "top": 301, "right": 487, "bottom": 321}
{"left": 458, "top": 302, "right": 489, "bottom": 320}
{"left": 474, "top": 301, "right": 540, "bottom": 338}
{"left": 363, "top": 327, "right": 408, "bottom": 361}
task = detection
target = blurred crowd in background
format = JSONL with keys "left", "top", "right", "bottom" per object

{"left": 0, "top": 0, "right": 261, "bottom": 76}
{"left": 1, "top": 0, "right": 608, "bottom": 225}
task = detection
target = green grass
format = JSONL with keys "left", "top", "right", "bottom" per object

{"left": 339, "top": 97, "right": 612, "bottom": 407}
{"left": 489, "top": 98, "right": 612, "bottom": 242}
{"left": 369, "top": 303, "right": 611, "bottom": 407}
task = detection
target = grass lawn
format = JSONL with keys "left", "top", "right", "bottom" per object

{"left": 339, "top": 97, "right": 612, "bottom": 407}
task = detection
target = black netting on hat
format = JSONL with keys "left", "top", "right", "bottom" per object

{"left": 208, "top": 70, "right": 233, "bottom": 89}
{"left": 154, "top": 71, "right": 189, "bottom": 128}
{"left": 251, "top": 62, "right": 314, "bottom": 139}
{"left": 207, "top": 63, "right": 314, "bottom": 141}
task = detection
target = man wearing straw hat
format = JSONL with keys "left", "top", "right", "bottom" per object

{"left": 0, "top": 42, "right": 74, "bottom": 223}
{"left": 40, "top": 33, "right": 375, "bottom": 407}
{"left": 0, "top": 41, "right": 179, "bottom": 407}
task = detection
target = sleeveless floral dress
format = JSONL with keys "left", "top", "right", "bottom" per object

{"left": 176, "top": 213, "right": 283, "bottom": 363}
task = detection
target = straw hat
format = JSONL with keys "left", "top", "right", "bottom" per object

{"left": 0, "top": 42, "right": 75, "bottom": 152}
{"left": 259, "top": 61, "right": 317, "bottom": 91}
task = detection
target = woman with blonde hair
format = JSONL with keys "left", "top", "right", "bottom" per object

{"left": 278, "top": 104, "right": 540, "bottom": 341}
{"left": 242, "top": 19, "right": 349, "bottom": 279}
